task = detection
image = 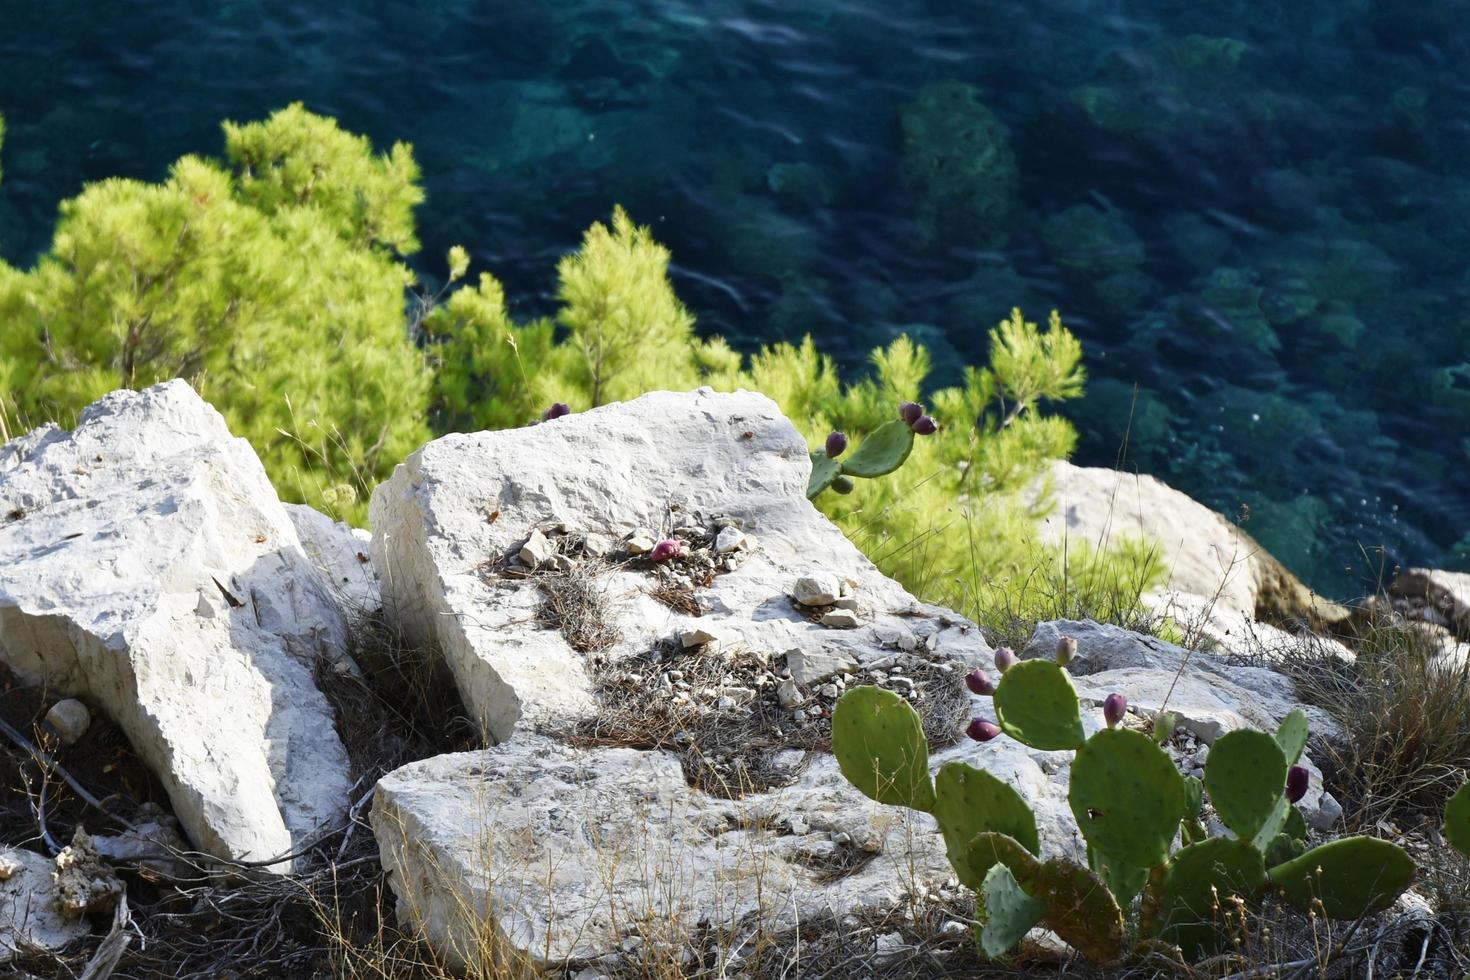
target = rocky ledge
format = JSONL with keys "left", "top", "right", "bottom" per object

{"left": 0, "top": 381, "right": 1455, "bottom": 971}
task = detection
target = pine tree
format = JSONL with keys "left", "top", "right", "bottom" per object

{"left": 0, "top": 105, "right": 430, "bottom": 521}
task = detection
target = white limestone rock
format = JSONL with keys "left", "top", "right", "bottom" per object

{"left": 287, "top": 503, "right": 380, "bottom": 614}
{"left": 369, "top": 389, "right": 980, "bottom": 742}
{"left": 44, "top": 698, "right": 91, "bottom": 746}
{"left": 0, "top": 848, "right": 90, "bottom": 964}
{"left": 372, "top": 730, "right": 1073, "bottom": 972}
{"left": 784, "top": 649, "right": 856, "bottom": 687}
{"left": 0, "top": 382, "right": 354, "bottom": 870}
{"left": 376, "top": 616, "right": 1347, "bottom": 969}
{"left": 1031, "top": 462, "right": 1344, "bottom": 630}
{"left": 791, "top": 573, "right": 842, "bottom": 607}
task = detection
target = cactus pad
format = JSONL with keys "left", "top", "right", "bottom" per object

{"left": 1204, "top": 729, "right": 1288, "bottom": 842}
{"left": 993, "top": 659, "right": 1085, "bottom": 750}
{"left": 978, "top": 863, "right": 1046, "bottom": 958}
{"left": 1264, "top": 831, "right": 1305, "bottom": 867}
{"left": 1150, "top": 837, "right": 1267, "bottom": 959}
{"left": 1274, "top": 708, "right": 1310, "bottom": 765}
{"left": 1088, "top": 845, "right": 1149, "bottom": 907}
{"left": 1284, "top": 804, "right": 1307, "bottom": 841}
{"left": 964, "top": 831, "right": 1042, "bottom": 891}
{"left": 1183, "top": 775, "right": 1204, "bottom": 820}
{"left": 1268, "top": 836, "right": 1414, "bottom": 919}
{"left": 934, "top": 763, "right": 1038, "bottom": 888}
{"left": 839, "top": 419, "right": 915, "bottom": 478}
{"left": 1445, "top": 782, "right": 1470, "bottom": 860}
{"left": 1029, "top": 857, "right": 1128, "bottom": 965}
{"left": 831, "top": 686, "right": 936, "bottom": 811}
{"left": 806, "top": 451, "right": 840, "bottom": 499}
{"left": 1069, "top": 727, "right": 1186, "bottom": 868}
{"left": 969, "top": 834, "right": 1126, "bottom": 965}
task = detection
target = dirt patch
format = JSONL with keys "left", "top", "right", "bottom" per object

{"left": 569, "top": 643, "right": 970, "bottom": 799}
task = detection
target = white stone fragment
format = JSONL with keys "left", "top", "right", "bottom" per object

{"left": 821, "top": 609, "right": 862, "bottom": 629}
{"left": 44, "top": 699, "right": 91, "bottom": 746}
{"left": 519, "top": 529, "right": 555, "bottom": 568}
{"left": 714, "top": 526, "right": 746, "bottom": 553}
{"left": 792, "top": 573, "right": 842, "bottom": 607}
{"left": 784, "top": 649, "right": 856, "bottom": 687}
{"left": 0, "top": 848, "right": 90, "bottom": 964}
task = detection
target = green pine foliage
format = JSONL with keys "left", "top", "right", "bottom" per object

{"left": 430, "top": 210, "right": 1162, "bottom": 626}
{"left": 0, "top": 105, "right": 1158, "bottom": 628}
{"left": 0, "top": 105, "right": 431, "bottom": 522}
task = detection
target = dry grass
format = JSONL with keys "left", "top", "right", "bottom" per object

{"left": 568, "top": 645, "right": 971, "bottom": 800}
{"left": 536, "top": 560, "right": 623, "bottom": 654}
{"left": 1276, "top": 612, "right": 1470, "bottom": 829}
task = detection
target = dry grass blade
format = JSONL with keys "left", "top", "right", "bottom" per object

{"left": 536, "top": 559, "right": 622, "bottom": 653}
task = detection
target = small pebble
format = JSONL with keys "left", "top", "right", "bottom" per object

{"left": 714, "top": 526, "right": 746, "bottom": 553}
{"left": 519, "top": 529, "right": 555, "bottom": 568}
{"left": 791, "top": 573, "right": 842, "bottom": 607}
{"left": 45, "top": 699, "right": 91, "bottom": 746}
{"left": 821, "top": 609, "right": 862, "bottom": 629}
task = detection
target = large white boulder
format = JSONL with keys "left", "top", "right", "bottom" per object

{"left": 1033, "top": 461, "right": 1345, "bottom": 631}
{"left": 374, "top": 731, "right": 1068, "bottom": 973}
{"left": 0, "top": 382, "right": 354, "bottom": 870}
{"left": 369, "top": 388, "right": 974, "bottom": 743}
{"left": 374, "top": 617, "right": 1336, "bottom": 971}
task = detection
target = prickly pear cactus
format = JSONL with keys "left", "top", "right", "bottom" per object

{"left": 1088, "top": 845, "right": 1149, "bottom": 907}
{"left": 967, "top": 833, "right": 1126, "bottom": 965}
{"left": 978, "top": 863, "right": 1046, "bottom": 958}
{"left": 807, "top": 451, "right": 840, "bottom": 498}
{"left": 839, "top": 419, "right": 916, "bottom": 478}
{"left": 1446, "top": 782, "right": 1470, "bottom": 860}
{"left": 831, "top": 686, "right": 936, "bottom": 811}
{"left": 993, "top": 659, "right": 1085, "bottom": 750}
{"left": 1264, "top": 831, "right": 1305, "bottom": 867}
{"left": 933, "top": 762, "right": 1039, "bottom": 888}
{"left": 1183, "top": 775, "right": 1204, "bottom": 820}
{"left": 1268, "top": 836, "right": 1415, "bottom": 919}
{"left": 1148, "top": 837, "right": 1267, "bottom": 959}
{"left": 1274, "top": 708, "right": 1309, "bottom": 765}
{"left": 1069, "top": 728, "right": 1186, "bottom": 868}
{"left": 1029, "top": 857, "right": 1128, "bottom": 965}
{"left": 1204, "top": 729, "right": 1288, "bottom": 844}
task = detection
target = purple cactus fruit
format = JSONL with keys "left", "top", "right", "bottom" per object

{"left": 542, "top": 402, "right": 572, "bottom": 421}
{"left": 1055, "top": 635, "right": 1078, "bottom": 667}
{"left": 825, "top": 431, "right": 849, "bottom": 458}
{"left": 910, "top": 415, "right": 938, "bottom": 436}
{"left": 1103, "top": 693, "right": 1128, "bottom": 728}
{"left": 967, "top": 718, "right": 1002, "bottom": 742}
{"left": 649, "top": 539, "right": 683, "bottom": 563}
{"left": 1285, "top": 765, "right": 1310, "bottom": 804}
{"left": 899, "top": 401, "right": 924, "bottom": 425}
{"left": 965, "top": 668, "right": 996, "bottom": 697}
{"left": 994, "top": 646, "right": 1018, "bottom": 673}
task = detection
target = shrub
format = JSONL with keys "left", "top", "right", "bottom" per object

{"left": 1, "top": 105, "right": 1156, "bottom": 630}
{"left": 0, "top": 104, "right": 431, "bottom": 523}
{"left": 1281, "top": 615, "right": 1470, "bottom": 825}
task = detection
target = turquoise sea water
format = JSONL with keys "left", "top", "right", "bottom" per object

{"left": 2, "top": 1, "right": 1467, "bottom": 599}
